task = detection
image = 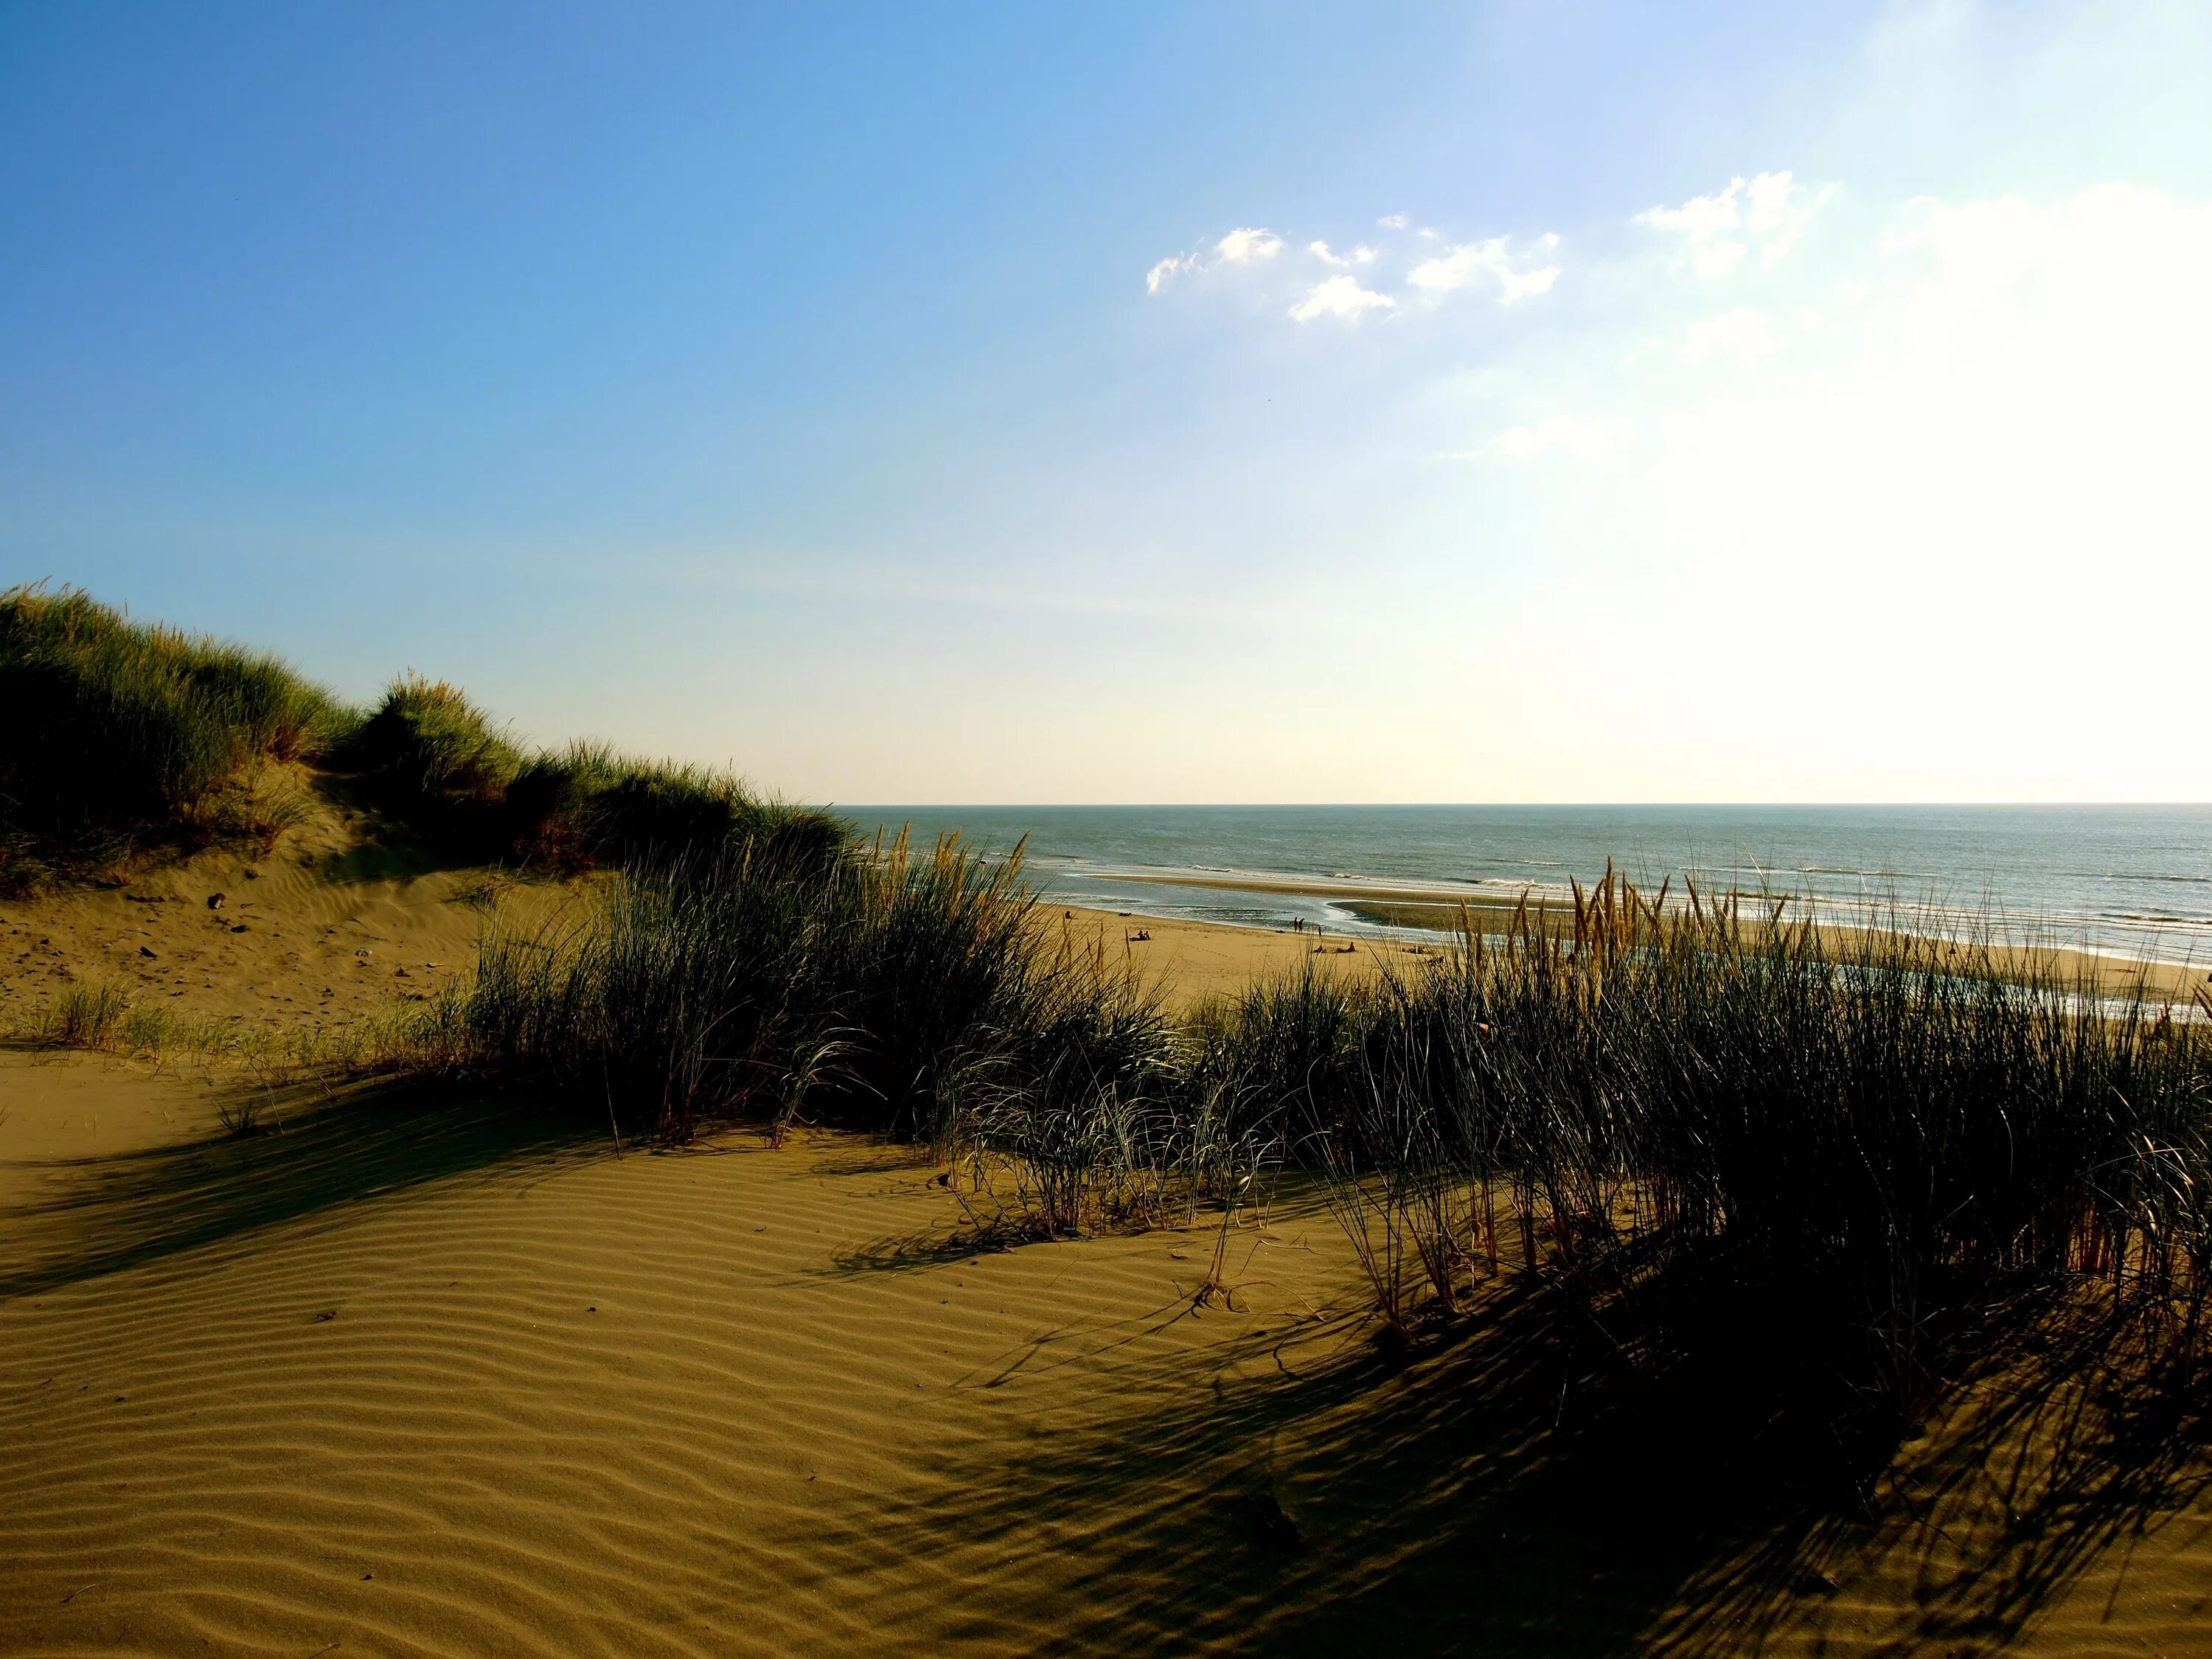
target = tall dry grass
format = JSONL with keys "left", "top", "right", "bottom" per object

{"left": 411, "top": 832, "right": 1210, "bottom": 1233}
{"left": 1239, "top": 872, "right": 2212, "bottom": 1420}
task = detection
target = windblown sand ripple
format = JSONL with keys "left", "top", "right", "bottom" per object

{"left": 5, "top": 1054, "right": 2211, "bottom": 1657}
{"left": 0, "top": 1057, "right": 1367, "bottom": 1656}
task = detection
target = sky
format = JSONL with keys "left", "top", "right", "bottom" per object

{"left": 4, "top": 1, "right": 2208, "bottom": 804}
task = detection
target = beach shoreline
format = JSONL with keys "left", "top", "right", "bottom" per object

{"left": 1059, "top": 894, "right": 2212, "bottom": 1009}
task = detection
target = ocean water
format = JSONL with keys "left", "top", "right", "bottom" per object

{"left": 846, "top": 805, "right": 2212, "bottom": 962}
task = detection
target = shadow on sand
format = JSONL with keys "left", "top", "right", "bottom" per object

{"left": 0, "top": 1074, "right": 602, "bottom": 1301}
{"left": 817, "top": 1272, "right": 2212, "bottom": 1655}
{"left": 302, "top": 769, "right": 509, "bottom": 887}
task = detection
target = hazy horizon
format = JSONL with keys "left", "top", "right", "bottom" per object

{"left": 6, "top": 2, "right": 2208, "bottom": 804}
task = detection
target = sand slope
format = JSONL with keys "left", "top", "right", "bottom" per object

{"left": 6, "top": 1051, "right": 2212, "bottom": 1658}
{"left": 0, "top": 790, "right": 586, "bottom": 1042}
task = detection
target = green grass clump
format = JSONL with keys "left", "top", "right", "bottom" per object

{"left": 0, "top": 585, "right": 355, "bottom": 877}
{"left": 414, "top": 832, "right": 1204, "bottom": 1231}
{"left": 338, "top": 673, "right": 524, "bottom": 824}
{"left": 504, "top": 742, "right": 847, "bottom": 872}
{"left": 38, "top": 981, "right": 131, "bottom": 1049}
{"left": 339, "top": 684, "right": 846, "bottom": 872}
{"left": 27, "top": 976, "right": 424, "bottom": 1079}
{"left": 2, "top": 588, "right": 838, "bottom": 883}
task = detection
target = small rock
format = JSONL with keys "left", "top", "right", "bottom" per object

{"left": 206, "top": 894, "right": 226, "bottom": 910}
{"left": 139, "top": 946, "right": 158, "bottom": 959}
{"left": 243, "top": 867, "right": 260, "bottom": 880}
{"left": 394, "top": 967, "right": 410, "bottom": 978}
{"left": 229, "top": 924, "right": 248, "bottom": 934}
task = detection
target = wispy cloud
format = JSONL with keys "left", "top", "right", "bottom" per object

{"left": 1309, "top": 240, "right": 1377, "bottom": 268}
{"left": 1145, "top": 226, "right": 1285, "bottom": 293}
{"left": 1638, "top": 170, "right": 1837, "bottom": 276}
{"left": 1144, "top": 253, "right": 1196, "bottom": 294}
{"left": 1407, "top": 233, "right": 1562, "bottom": 304}
{"left": 1147, "top": 218, "right": 1560, "bottom": 318}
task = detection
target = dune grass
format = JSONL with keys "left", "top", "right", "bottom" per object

{"left": 25, "top": 977, "right": 429, "bottom": 1084}
{"left": 407, "top": 830, "right": 1254, "bottom": 1236}
{"left": 3, "top": 588, "right": 845, "bottom": 885}
{"left": 338, "top": 672, "right": 521, "bottom": 816}
{"left": 339, "top": 680, "right": 849, "bottom": 872}
{"left": 408, "top": 841, "right": 2212, "bottom": 1419}
{"left": 1216, "top": 874, "right": 2212, "bottom": 1431}
{"left": 1, "top": 585, "right": 353, "bottom": 883}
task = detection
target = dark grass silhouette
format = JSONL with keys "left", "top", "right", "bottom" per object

{"left": 335, "top": 675, "right": 847, "bottom": 872}
{"left": 1, "top": 586, "right": 847, "bottom": 887}
{"left": 1203, "top": 876, "right": 2212, "bottom": 1437}
{"left": 1, "top": 583, "right": 351, "bottom": 883}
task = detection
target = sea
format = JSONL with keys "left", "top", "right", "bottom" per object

{"left": 846, "top": 805, "right": 2212, "bottom": 965}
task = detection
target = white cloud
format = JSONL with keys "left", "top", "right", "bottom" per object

{"left": 1742, "top": 170, "right": 1824, "bottom": 262}
{"left": 1498, "top": 261, "right": 1562, "bottom": 303}
{"left": 1681, "top": 307, "right": 1777, "bottom": 363}
{"left": 1147, "top": 218, "right": 1557, "bottom": 319}
{"left": 1310, "top": 240, "right": 1377, "bottom": 267}
{"left": 1377, "top": 213, "right": 1410, "bottom": 229}
{"left": 1639, "top": 171, "right": 1836, "bottom": 274}
{"left": 1214, "top": 226, "right": 1284, "bottom": 263}
{"left": 1290, "top": 275, "right": 1395, "bottom": 322}
{"left": 1408, "top": 233, "right": 1561, "bottom": 304}
{"left": 1146, "top": 226, "right": 1287, "bottom": 295}
{"left": 1144, "top": 254, "right": 1196, "bottom": 294}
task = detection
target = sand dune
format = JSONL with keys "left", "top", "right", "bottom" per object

{"left": 0, "top": 801, "right": 560, "bottom": 1040}
{"left": 6, "top": 823, "right": 2212, "bottom": 1655}
{"left": 0, "top": 1054, "right": 1371, "bottom": 1656}
{"left": 5, "top": 1048, "right": 2212, "bottom": 1657}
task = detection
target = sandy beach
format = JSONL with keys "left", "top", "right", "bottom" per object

{"left": 1062, "top": 889, "right": 2203, "bottom": 1009}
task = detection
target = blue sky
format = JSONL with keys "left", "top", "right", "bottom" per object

{"left": 5, "top": 2, "right": 2208, "bottom": 802}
